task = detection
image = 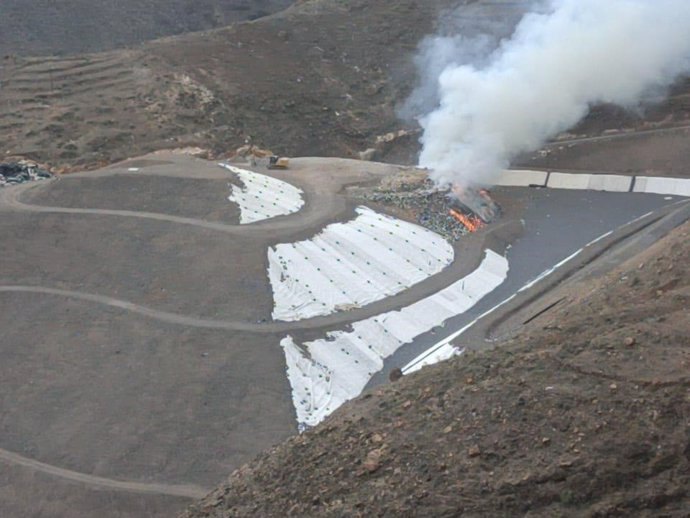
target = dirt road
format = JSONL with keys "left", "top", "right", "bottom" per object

{"left": 0, "top": 448, "right": 207, "bottom": 499}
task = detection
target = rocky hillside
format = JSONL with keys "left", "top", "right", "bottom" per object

{"left": 1, "top": 0, "right": 688, "bottom": 172}
{"left": 0, "top": 0, "right": 462, "bottom": 169}
{"left": 0, "top": 0, "right": 293, "bottom": 56}
{"left": 183, "top": 219, "right": 690, "bottom": 517}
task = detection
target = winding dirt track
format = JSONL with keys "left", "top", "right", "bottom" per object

{"left": 3, "top": 158, "right": 678, "bottom": 502}
{"left": 544, "top": 124, "right": 690, "bottom": 146}
{"left": 0, "top": 448, "right": 208, "bottom": 498}
{"left": 0, "top": 285, "right": 282, "bottom": 332}
{"left": 0, "top": 175, "right": 339, "bottom": 236}
{"left": 0, "top": 158, "right": 458, "bottom": 499}
{"left": 0, "top": 237, "right": 485, "bottom": 333}
{"left": 0, "top": 168, "right": 491, "bottom": 334}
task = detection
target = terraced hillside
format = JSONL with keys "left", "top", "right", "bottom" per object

{"left": 1, "top": 0, "right": 689, "bottom": 172}
{"left": 0, "top": 0, "right": 548, "bottom": 169}
{"left": 0, "top": 51, "right": 224, "bottom": 167}
{"left": 0, "top": 0, "right": 293, "bottom": 56}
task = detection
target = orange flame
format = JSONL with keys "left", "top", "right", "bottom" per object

{"left": 449, "top": 209, "right": 483, "bottom": 233}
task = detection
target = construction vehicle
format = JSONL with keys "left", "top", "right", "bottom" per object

{"left": 268, "top": 155, "right": 290, "bottom": 170}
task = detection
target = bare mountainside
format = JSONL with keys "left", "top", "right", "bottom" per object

{"left": 0, "top": 0, "right": 293, "bottom": 56}
{"left": 0, "top": 0, "right": 462, "bottom": 169}
{"left": 1, "top": 0, "right": 689, "bottom": 171}
{"left": 183, "top": 217, "right": 690, "bottom": 518}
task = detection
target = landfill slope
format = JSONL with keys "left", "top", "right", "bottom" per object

{"left": 182, "top": 220, "right": 690, "bottom": 518}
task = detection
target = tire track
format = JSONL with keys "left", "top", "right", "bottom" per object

{"left": 0, "top": 176, "right": 336, "bottom": 236}
{"left": 0, "top": 286, "right": 283, "bottom": 332}
{"left": 0, "top": 448, "right": 207, "bottom": 499}
{"left": 0, "top": 243, "right": 482, "bottom": 334}
{"left": 545, "top": 124, "right": 690, "bottom": 146}
{"left": 0, "top": 181, "right": 259, "bottom": 235}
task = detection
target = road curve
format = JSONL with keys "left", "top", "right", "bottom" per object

{"left": 0, "top": 285, "right": 290, "bottom": 332}
{"left": 0, "top": 178, "right": 342, "bottom": 237}
{"left": 0, "top": 158, "right": 397, "bottom": 241}
{"left": 0, "top": 235, "right": 481, "bottom": 333}
{"left": 0, "top": 448, "right": 208, "bottom": 499}
{"left": 545, "top": 124, "right": 690, "bottom": 147}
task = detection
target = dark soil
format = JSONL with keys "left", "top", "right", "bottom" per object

{"left": 23, "top": 175, "right": 240, "bottom": 223}
{"left": 182, "top": 220, "right": 690, "bottom": 517}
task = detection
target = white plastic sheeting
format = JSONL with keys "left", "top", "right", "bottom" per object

{"left": 633, "top": 176, "right": 690, "bottom": 197}
{"left": 269, "top": 206, "right": 454, "bottom": 321}
{"left": 402, "top": 343, "right": 464, "bottom": 375}
{"left": 220, "top": 163, "right": 304, "bottom": 224}
{"left": 282, "top": 249, "right": 508, "bottom": 427}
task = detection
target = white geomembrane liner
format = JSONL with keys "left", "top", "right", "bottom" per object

{"left": 269, "top": 206, "right": 455, "bottom": 321}
{"left": 220, "top": 163, "right": 304, "bottom": 224}
{"left": 282, "top": 249, "right": 508, "bottom": 428}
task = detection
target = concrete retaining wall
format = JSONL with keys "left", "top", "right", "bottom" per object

{"left": 496, "top": 169, "right": 548, "bottom": 187}
{"left": 633, "top": 176, "right": 690, "bottom": 197}
{"left": 547, "top": 172, "right": 632, "bottom": 192}
{"left": 499, "top": 169, "right": 690, "bottom": 197}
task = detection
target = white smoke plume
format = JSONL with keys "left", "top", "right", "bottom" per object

{"left": 416, "top": 0, "right": 690, "bottom": 188}
{"left": 399, "top": 1, "right": 542, "bottom": 122}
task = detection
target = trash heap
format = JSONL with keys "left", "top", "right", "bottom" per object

{"left": 0, "top": 161, "right": 52, "bottom": 187}
{"left": 353, "top": 170, "right": 484, "bottom": 242}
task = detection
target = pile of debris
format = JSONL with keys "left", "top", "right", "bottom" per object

{"left": 0, "top": 161, "right": 52, "bottom": 187}
{"left": 353, "top": 169, "right": 498, "bottom": 242}
{"left": 220, "top": 144, "right": 291, "bottom": 170}
{"left": 358, "top": 128, "right": 421, "bottom": 162}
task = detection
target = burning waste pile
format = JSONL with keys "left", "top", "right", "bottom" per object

{"left": 377, "top": 0, "right": 690, "bottom": 243}
{"left": 0, "top": 161, "right": 52, "bottom": 187}
{"left": 406, "top": 0, "right": 690, "bottom": 195}
{"left": 353, "top": 169, "right": 499, "bottom": 242}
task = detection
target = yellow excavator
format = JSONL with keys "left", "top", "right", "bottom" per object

{"left": 268, "top": 155, "right": 290, "bottom": 170}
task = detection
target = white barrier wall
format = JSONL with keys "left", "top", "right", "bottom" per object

{"left": 499, "top": 169, "right": 690, "bottom": 197}
{"left": 282, "top": 250, "right": 508, "bottom": 427}
{"left": 496, "top": 169, "right": 548, "bottom": 187}
{"left": 547, "top": 172, "right": 632, "bottom": 192}
{"left": 269, "top": 206, "right": 454, "bottom": 321}
{"left": 220, "top": 164, "right": 304, "bottom": 224}
{"left": 633, "top": 176, "right": 690, "bottom": 197}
